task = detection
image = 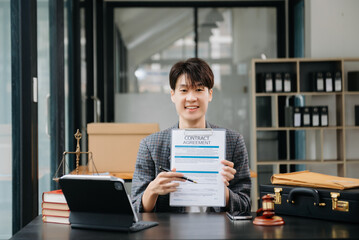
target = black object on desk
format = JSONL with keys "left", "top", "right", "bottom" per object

{"left": 59, "top": 175, "right": 158, "bottom": 232}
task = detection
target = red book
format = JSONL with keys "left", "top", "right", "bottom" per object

{"left": 42, "top": 189, "right": 67, "bottom": 204}
{"left": 42, "top": 202, "right": 69, "bottom": 211}
{"left": 42, "top": 209, "right": 70, "bottom": 218}
{"left": 42, "top": 215, "right": 70, "bottom": 225}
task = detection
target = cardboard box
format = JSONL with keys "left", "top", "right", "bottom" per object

{"left": 87, "top": 123, "right": 159, "bottom": 173}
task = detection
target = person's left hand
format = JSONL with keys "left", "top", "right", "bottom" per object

{"left": 220, "top": 159, "right": 236, "bottom": 186}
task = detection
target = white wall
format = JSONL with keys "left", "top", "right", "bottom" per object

{"left": 305, "top": 0, "right": 359, "bottom": 177}
{"left": 305, "top": 0, "right": 359, "bottom": 58}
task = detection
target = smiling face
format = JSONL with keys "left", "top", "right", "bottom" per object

{"left": 171, "top": 74, "right": 213, "bottom": 129}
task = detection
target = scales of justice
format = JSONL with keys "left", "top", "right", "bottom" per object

{"left": 53, "top": 129, "right": 98, "bottom": 181}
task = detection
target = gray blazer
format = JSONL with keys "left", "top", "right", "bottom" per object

{"left": 131, "top": 122, "right": 251, "bottom": 213}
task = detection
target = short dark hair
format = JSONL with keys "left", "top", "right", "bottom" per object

{"left": 169, "top": 58, "right": 214, "bottom": 90}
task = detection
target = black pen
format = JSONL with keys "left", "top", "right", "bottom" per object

{"left": 159, "top": 166, "right": 197, "bottom": 184}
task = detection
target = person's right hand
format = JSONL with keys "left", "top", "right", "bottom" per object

{"left": 147, "top": 168, "right": 186, "bottom": 196}
{"left": 142, "top": 168, "right": 186, "bottom": 212}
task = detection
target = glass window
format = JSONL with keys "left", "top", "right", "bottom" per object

{"left": 0, "top": 1, "right": 12, "bottom": 238}
{"left": 114, "top": 8, "right": 194, "bottom": 129}
{"left": 199, "top": 7, "right": 277, "bottom": 149}
{"left": 37, "top": 0, "right": 51, "bottom": 213}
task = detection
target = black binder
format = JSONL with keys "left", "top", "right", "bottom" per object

{"left": 283, "top": 72, "right": 292, "bottom": 92}
{"left": 325, "top": 72, "right": 333, "bottom": 92}
{"left": 256, "top": 73, "right": 265, "bottom": 93}
{"left": 265, "top": 73, "right": 273, "bottom": 92}
{"left": 334, "top": 71, "right": 342, "bottom": 92}
{"left": 311, "top": 107, "right": 320, "bottom": 127}
{"left": 294, "top": 107, "right": 302, "bottom": 127}
{"left": 320, "top": 106, "right": 329, "bottom": 127}
{"left": 314, "top": 72, "right": 324, "bottom": 92}
{"left": 348, "top": 71, "right": 359, "bottom": 91}
{"left": 274, "top": 73, "right": 283, "bottom": 92}
{"left": 302, "top": 107, "right": 311, "bottom": 127}
{"left": 59, "top": 175, "right": 158, "bottom": 232}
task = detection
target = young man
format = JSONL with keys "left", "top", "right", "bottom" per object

{"left": 131, "top": 58, "right": 251, "bottom": 213}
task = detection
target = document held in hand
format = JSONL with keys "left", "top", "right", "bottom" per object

{"left": 170, "top": 128, "right": 226, "bottom": 207}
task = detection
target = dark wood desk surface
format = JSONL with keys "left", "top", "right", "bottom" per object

{"left": 10, "top": 212, "right": 358, "bottom": 240}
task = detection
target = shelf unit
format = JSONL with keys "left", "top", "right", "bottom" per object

{"left": 250, "top": 58, "right": 359, "bottom": 210}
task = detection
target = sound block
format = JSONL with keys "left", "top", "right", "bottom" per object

{"left": 253, "top": 215, "right": 284, "bottom": 226}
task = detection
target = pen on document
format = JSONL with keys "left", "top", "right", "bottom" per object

{"left": 159, "top": 166, "right": 198, "bottom": 184}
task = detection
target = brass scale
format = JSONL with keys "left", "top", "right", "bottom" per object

{"left": 53, "top": 129, "right": 99, "bottom": 181}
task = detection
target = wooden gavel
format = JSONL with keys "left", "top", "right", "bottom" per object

{"left": 257, "top": 194, "right": 275, "bottom": 218}
{"left": 254, "top": 194, "right": 284, "bottom": 226}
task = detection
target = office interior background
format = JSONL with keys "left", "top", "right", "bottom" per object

{"left": 1, "top": 0, "right": 359, "bottom": 238}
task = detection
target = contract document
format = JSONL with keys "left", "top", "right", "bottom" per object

{"left": 170, "top": 128, "right": 226, "bottom": 207}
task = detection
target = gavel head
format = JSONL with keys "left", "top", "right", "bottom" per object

{"left": 262, "top": 194, "right": 275, "bottom": 218}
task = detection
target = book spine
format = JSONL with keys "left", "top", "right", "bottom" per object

{"left": 42, "top": 216, "right": 70, "bottom": 225}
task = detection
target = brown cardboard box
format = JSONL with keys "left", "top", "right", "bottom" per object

{"left": 87, "top": 123, "right": 159, "bottom": 173}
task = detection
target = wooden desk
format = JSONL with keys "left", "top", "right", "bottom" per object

{"left": 70, "top": 165, "right": 133, "bottom": 180}
{"left": 10, "top": 212, "right": 358, "bottom": 240}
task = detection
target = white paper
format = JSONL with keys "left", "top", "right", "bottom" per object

{"left": 170, "top": 129, "right": 226, "bottom": 207}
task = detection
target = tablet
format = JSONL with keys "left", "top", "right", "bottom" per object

{"left": 59, "top": 174, "right": 158, "bottom": 232}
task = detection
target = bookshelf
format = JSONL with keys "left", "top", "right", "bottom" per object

{"left": 250, "top": 58, "right": 359, "bottom": 209}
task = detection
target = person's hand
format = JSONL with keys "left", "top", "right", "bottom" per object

{"left": 220, "top": 160, "right": 236, "bottom": 186}
{"left": 147, "top": 168, "right": 186, "bottom": 196}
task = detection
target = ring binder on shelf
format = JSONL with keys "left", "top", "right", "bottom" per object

{"left": 348, "top": 71, "right": 359, "bottom": 91}
{"left": 294, "top": 107, "right": 302, "bottom": 127}
{"left": 302, "top": 107, "right": 311, "bottom": 127}
{"left": 265, "top": 73, "right": 273, "bottom": 92}
{"left": 283, "top": 73, "right": 292, "bottom": 92}
{"left": 312, "top": 107, "right": 320, "bottom": 127}
{"left": 275, "top": 73, "right": 283, "bottom": 92}
{"left": 320, "top": 106, "right": 329, "bottom": 127}
{"left": 334, "top": 71, "right": 342, "bottom": 92}
{"left": 325, "top": 72, "right": 333, "bottom": 92}
{"left": 314, "top": 72, "right": 324, "bottom": 92}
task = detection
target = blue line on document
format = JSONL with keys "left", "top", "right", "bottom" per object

{"left": 177, "top": 171, "right": 219, "bottom": 174}
{"left": 174, "top": 156, "right": 219, "bottom": 159}
{"left": 175, "top": 145, "right": 219, "bottom": 148}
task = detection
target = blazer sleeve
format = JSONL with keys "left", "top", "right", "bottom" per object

{"left": 223, "top": 134, "right": 251, "bottom": 214}
{"left": 131, "top": 137, "right": 156, "bottom": 212}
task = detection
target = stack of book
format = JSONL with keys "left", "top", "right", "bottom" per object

{"left": 41, "top": 189, "right": 70, "bottom": 225}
